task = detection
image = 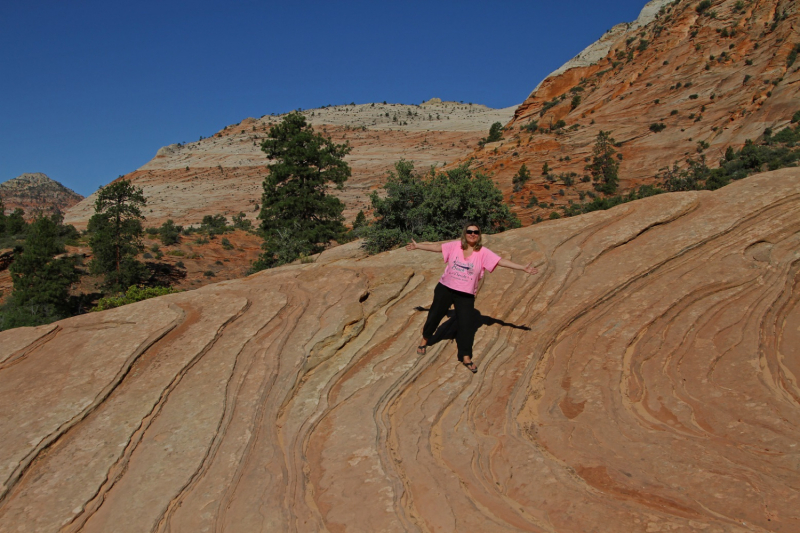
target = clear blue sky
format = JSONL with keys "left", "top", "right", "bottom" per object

{"left": 1, "top": 0, "right": 649, "bottom": 196}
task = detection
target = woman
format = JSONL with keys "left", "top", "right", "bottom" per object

{"left": 406, "top": 222, "right": 538, "bottom": 373}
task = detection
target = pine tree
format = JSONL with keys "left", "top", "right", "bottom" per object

{"left": 589, "top": 130, "right": 620, "bottom": 194}
{"left": 2, "top": 216, "right": 78, "bottom": 329}
{"left": 88, "top": 179, "right": 148, "bottom": 290}
{"left": 158, "top": 219, "right": 182, "bottom": 245}
{"left": 512, "top": 164, "right": 531, "bottom": 192}
{"left": 253, "top": 112, "right": 351, "bottom": 269}
{"left": 0, "top": 197, "right": 6, "bottom": 235}
{"left": 352, "top": 210, "right": 367, "bottom": 230}
{"left": 6, "top": 208, "right": 27, "bottom": 235}
{"left": 479, "top": 122, "right": 504, "bottom": 146}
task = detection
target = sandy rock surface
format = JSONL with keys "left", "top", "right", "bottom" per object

{"left": 64, "top": 102, "right": 515, "bottom": 230}
{"left": 3, "top": 169, "right": 799, "bottom": 532}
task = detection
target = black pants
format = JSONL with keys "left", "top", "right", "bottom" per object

{"left": 423, "top": 283, "right": 475, "bottom": 358}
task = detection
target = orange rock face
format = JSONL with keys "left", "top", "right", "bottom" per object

{"left": 2, "top": 169, "right": 798, "bottom": 532}
{"left": 464, "top": 0, "right": 800, "bottom": 223}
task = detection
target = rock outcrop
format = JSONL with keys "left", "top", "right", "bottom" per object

{"left": 532, "top": 0, "right": 673, "bottom": 92}
{"left": 0, "top": 173, "right": 83, "bottom": 218}
{"left": 2, "top": 169, "right": 798, "bottom": 532}
{"left": 465, "top": 0, "right": 800, "bottom": 223}
{"left": 64, "top": 102, "right": 515, "bottom": 229}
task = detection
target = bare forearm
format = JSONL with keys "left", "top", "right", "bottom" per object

{"left": 409, "top": 241, "right": 442, "bottom": 252}
{"left": 498, "top": 258, "right": 538, "bottom": 274}
{"left": 498, "top": 258, "right": 524, "bottom": 270}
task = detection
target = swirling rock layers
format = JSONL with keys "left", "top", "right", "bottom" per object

{"left": 1, "top": 170, "right": 799, "bottom": 532}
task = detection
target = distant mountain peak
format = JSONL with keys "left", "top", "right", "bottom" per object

{"left": 0, "top": 173, "right": 84, "bottom": 217}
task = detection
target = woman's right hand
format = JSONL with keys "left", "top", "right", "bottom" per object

{"left": 406, "top": 239, "right": 418, "bottom": 251}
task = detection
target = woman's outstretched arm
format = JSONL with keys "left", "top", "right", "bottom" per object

{"left": 498, "top": 258, "right": 538, "bottom": 275}
{"left": 405, "top": 239, "right": 442, "bottom": 253}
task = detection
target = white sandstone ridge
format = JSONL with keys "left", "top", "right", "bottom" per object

{"left": 143, "top": 100, "right": 516, "bottom": 171}
{"left": 531, "top": 0, "right": 673, "bottom": 93}
{"left": 64, "top": 100, "right": 516, "bottom": 228}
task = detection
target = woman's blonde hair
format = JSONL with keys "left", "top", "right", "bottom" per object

{"left": 460, "top": 221, "right": 483, "bottom": 251}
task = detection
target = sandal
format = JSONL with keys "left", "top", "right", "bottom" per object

{"left": 417, "top": 345, "right": 427, "bottom": 355}
{"left": 462, "top": 360, "right": 478, "bottom": 374}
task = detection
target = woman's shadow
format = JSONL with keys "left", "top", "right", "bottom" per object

{"left": 414, "top": 306, "right": 531, "bottom": 348}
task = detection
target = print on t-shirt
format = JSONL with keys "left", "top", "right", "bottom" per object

{"left": 449, "top": 257, "right": 475, "bottom": 282}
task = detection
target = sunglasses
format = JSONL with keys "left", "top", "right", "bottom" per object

{"left": 465, "top": 229, "right": 480, "bottom": 235}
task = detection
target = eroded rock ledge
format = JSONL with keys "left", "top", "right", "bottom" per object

{"left": 1, "top": 170, "right": 799, "bottom": 532}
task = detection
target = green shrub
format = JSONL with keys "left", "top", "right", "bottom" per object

{"left": 589, "top": 131, "right": 620, "bottom": 194}
{"left": 363, "top": 161, "right": 519, "bottom": 254}
{"left": 770, "top": 125, "right": 800, "bottom": 144}
{"left": 158, "top": 219, "right": 183, "bottom": 245}
{"left": 540, "top": 97, "right": 560, "bottom": 117}
{"left": 352, "top": 210, "right": 367, "bottom": 230}
{"left": 231, "top": 212, "right": 253, "bottom": 231}
{"left": 204, "top": 270, "right": 216, "bottom": 277}
{"left": 93, "top": 285, "right": 180, "bottom": 312}
{"left": 200, "top": 214, "right": 230, "bottom": 236}
{"left": 512, "top": 164, "right": 532, "bottom": 192}
{"left": 549, "top": 212, "right": 561, "bottom": 220}
{"left": 479, "top": 122, "right": 504, "bottom": 146}
{"left": 0, "top": 216, "right": 80, "bottom": 330}
{"left": 168, "top": 249, "right": 185, "bottom": 256}
{"left": 787, "top": 44, "right": 800, "bottom": 68}
{"left": 221, "top": 237, "right": 234, "bottom": 250}
{"left": 650, "top": 123, "right": 667, "bottom": 133}
{"left": 660, "top": 130, "right": 800, "bottom": 192}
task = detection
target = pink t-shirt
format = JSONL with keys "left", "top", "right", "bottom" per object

{"left": 439, "top": 240, "right": 501, "bottom": 295}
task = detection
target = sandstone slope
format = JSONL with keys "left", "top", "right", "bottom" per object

{"left": 2, "top": 169, "right": 798, "bottom": 532}
{"left": 64, "top": 101, "right": 515, "bottom": 229}
{"left": 0, "top": 173, "right": 84, "bottom": 218}
{"left": 465, "top": 0, "right": 800, "bottom": 223}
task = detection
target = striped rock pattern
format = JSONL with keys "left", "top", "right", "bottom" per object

{"left": 1, "top": 170, "right": 799, "bottom": 532}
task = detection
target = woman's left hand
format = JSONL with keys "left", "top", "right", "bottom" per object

{"left": 523, "top": 263, "right": 538, "bottom": 275}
